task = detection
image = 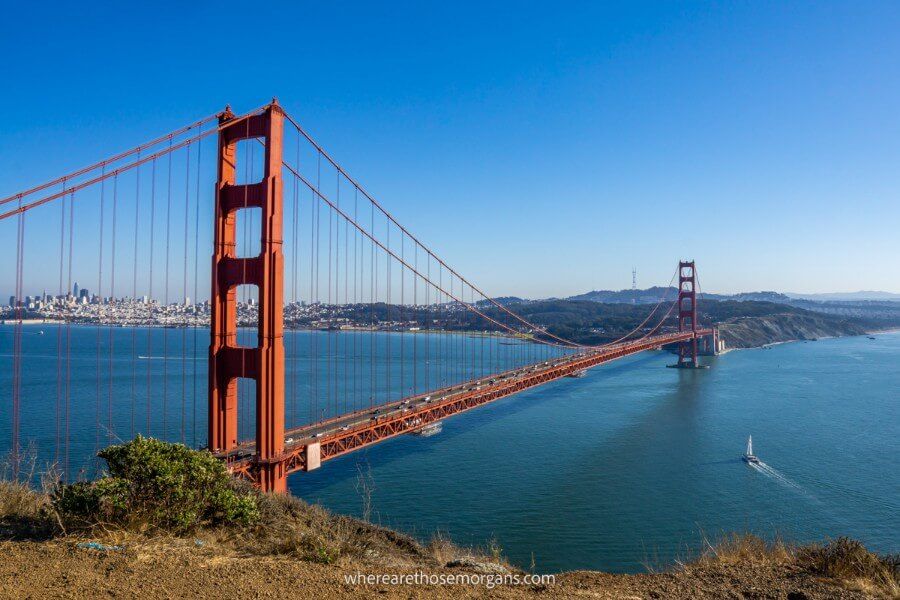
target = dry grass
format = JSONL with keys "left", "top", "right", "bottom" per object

{"left": 694, "top": 532, "right": 795, "bottom": 568}
{"left": 426, "top": 531, "right": 464, "bottom": 565}
{"left": 687, "top": 533, "right": 899, "bottom": 599}
{"left": 425, "top": 530, "right": 511, "bottom": 570}
{"left": 798, "top": 537, "right": 899, "bottom": 598}
{"left": 233, "top": 492, "right": 438, "bottom": 568}
{"left": 0, "top": 481, "right": 46, "bottom": 522}
{"left": 235, "top": 493, "right": 506, "bottom": 570}
{"left": 0, "top": 450, "right": 59, "bottom": 540}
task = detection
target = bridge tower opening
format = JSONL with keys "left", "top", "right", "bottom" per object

{"left": 676, "top": 260, "right": 699, "bottom": 368}
{"left": 209, "top": 100, "right": 287, "bottom": 493}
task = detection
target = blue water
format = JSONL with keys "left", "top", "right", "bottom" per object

{"left": 295, "top": 333, "right": 900, "bottom": 572}
{"left": 1, "top": 326, "right": 898, "bottom": 572}
{"left": 0, "top": 325, "right": 567, "bottom": 471}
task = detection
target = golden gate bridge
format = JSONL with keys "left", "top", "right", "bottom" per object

{"left": 0, "top": 100, "right": 717, "bottom": 492}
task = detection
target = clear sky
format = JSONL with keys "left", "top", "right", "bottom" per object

{"left": 1, "top": 1, "right": 898, "bottom": 298}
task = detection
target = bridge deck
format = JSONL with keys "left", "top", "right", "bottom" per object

{"left": 225, "top": 329, "right": 712, "bottom": 483}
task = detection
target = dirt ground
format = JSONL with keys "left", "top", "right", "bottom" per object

{"left": 0, "top": 539, "right": 880, "bottom": 600}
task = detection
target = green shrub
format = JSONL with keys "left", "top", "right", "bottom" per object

{"left": 51, "top": 436, "right": 259, "bottom": 532}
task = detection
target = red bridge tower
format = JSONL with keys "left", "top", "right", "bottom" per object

{"left": 676, "top": 260, "right": 699, "bottom": 368}
{"left": 209, "top": 101, "right": 287, "bottom": 493}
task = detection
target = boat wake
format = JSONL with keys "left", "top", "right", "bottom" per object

{"left": 749, "top": 460, "right": 802, "bottom": 490}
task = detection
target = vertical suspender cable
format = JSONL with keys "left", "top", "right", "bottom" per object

{"left": 163, "top": 143, "right": 172, "bottom": 439}
{"left": 309, "top": 171, "right": 316, "bottom": 424}
{"left": 181, "top": 145, "right": 191, "bottom": 443}
{"left": 192, "top": 126, "right": 202, "bottom": 447}
{"left": 400, "top": 231, "right": 405, "bottom": 399}
{"left": 55, "top": 181, "right": 66, "bottom": 465}
{"left": 353, "top": 186, "right": 361, "bottom": 411}
{"left": 384, "top": 220, "right": 393, "bottom": 402}
{"left": 65, "top": 191, "right": 75, "bottom": 478}
{"left": 146, "top": 158, "right": 157, "bottom": 435}
{"left": 413, "top": 243, "right": 417, "bottom": 396}
{"left": 326, "top": 167, "right": 333, "bottom": 419}
{"left": 131, "top": 157, "right": 141, "bottom": 439}
{"left": 108, "top": 174, "right": 118, "bottom": 444}
{"left": 425, "top": 251, "right": 430, "bottom": 392}
{"left": 11, "top": 199, "right": 24, "bottom": 478}
{"left": 336, "top": 173, "right": 343, "bottom": 415}
{"left": 314, "top": 152, "right": 321, "bottom": 422}
{"left": 344, "top": 178, "right": 349, "bottom": 414}
{"left": 96, "top": 169, "right": 106, "bottom": 456}
{"left": 290, "top": 136, "right": 300, "bottom": 428}
{"left": 369, "top": 201, "right": 375, "bottom": 410}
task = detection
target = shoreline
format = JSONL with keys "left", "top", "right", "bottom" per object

{"left": 4, "top": 320, "right": 899, "bottom": 350}
{"left": 727, "top": 328, "right": 900, "bottom": 353}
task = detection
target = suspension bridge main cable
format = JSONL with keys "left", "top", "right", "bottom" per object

{"left": 282, "top": 159, "right": 576, "bottom": 348}
{"left": 632, "top": 295, "right": 681, "bottom": 342}
{"left": 280, "top": 111, "right": 586, "bottom": 350}
{"left": 0, "top": 107, "right": 267, "bottom": 222}
{"left": 598, "top": 267, "right": 679, "bottom": 348}
{"left": 0, "top": 112, "right": 222, "bottom": 209}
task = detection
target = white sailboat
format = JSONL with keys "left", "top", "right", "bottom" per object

{"left": 742, "top": 435, "right": 760, "bottom": 464}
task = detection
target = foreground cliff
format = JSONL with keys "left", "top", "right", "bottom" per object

{"left": 2, "top": 482, "right": 898, "bottom": 599}
{"left": 1, "top": 534, "right": 896, "bottom": 599}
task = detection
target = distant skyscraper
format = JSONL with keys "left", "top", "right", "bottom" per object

{"left": 73, "top": 282, "right": 79, "bottom": 298}
{"left": 79, "top": 288, "right": 89, "bottom": 299}
{"left": 8, "top": 295, "right": 15, "bottom": 308}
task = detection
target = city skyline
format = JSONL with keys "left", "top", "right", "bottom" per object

{"left": 6, "top": 278, "right": 900, "bottom": 309}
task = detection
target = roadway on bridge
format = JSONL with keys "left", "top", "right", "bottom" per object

{"left": 222, "top": 330, "right": 711, "bottom": 477}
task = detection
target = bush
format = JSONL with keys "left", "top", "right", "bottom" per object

{"left": 52, "top": 436, "right": 259, "bottom": 532}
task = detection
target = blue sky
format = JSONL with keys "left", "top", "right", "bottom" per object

{"left": 1, "top": 1, "right": 899, "bottom": 298}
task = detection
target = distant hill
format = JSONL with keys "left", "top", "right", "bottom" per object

{"left": 568, "top": 286, "right": 677, "bottom": 304}
{"left": 475, "top": 296, "right": 526, "bottom": 307}
{"left": 541, "top": 287, "right": 900, "bottom": 347}
{"left": 785, "top": 291, "right": 900, "bottom": 302}
{"left": 717, "top": 291, "right": 793, "bottom": 303}
{"left": 567, "top": 288, "right": 793, "bottom": 305}
{"left": 566, "top": 288, "right": 900, "bottom": 305}
{"left": 462, "top": 297, "right": 893, "bottom": 348}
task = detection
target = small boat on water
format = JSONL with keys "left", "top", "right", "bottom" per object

{"left": 567, "top": 370, "right": 587, "bottom": 378}
{"left": 742, "top": 435, "right": 760, "bottom": 464}
{"left": 411, "top": 421, "right": 442, "bottom": 437}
